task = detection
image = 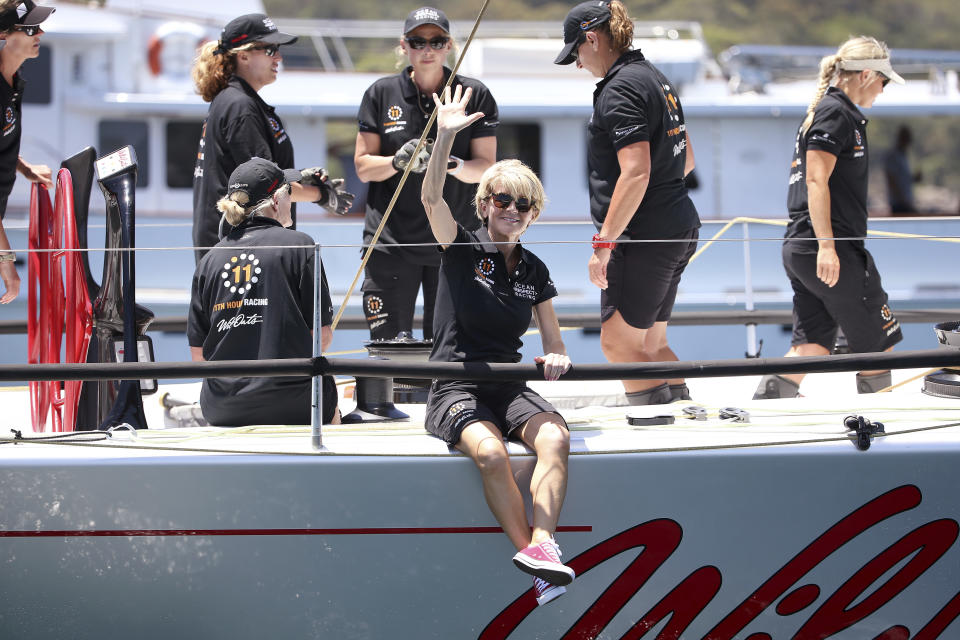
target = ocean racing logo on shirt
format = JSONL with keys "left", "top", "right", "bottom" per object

{"left": 267, "top": 116, "right": 288, "bottom": 145}
{"left": 474, "top": 257, "right": 496, "bottom": 287}
{"left": 853, "top": 128, "right": 865, "bottom": 158}
{"left": 384, "top": 105, "right": 407, "bottom": 134}
{"left": 2, "top": 106, "right": 16, "bottom": 137}
{"left": 212, "top": 253, "right": 267, "bottom": 332}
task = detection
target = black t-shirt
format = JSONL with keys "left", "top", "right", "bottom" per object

{"left": 192, "top": 77, "right": 296, "bottom": 254}
{"left": 430, "top": 226, "right": 557, "bottom": 364}
{"left": 0, "top": 73, "right": 25, "bottom": 217}
{"left": 357, "top": 67, "right": 499, "bottom": 265}
{"left": 187, "top": 217, "right": 331, "bottom": 424}
{"left": 786, "top": 87, "right": 870, "bottom": 251}
{"left": 587, "top": 50, "right": 699, "bottom": 239}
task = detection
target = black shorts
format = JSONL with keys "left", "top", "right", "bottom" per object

{"left": 601, "top": 228, "right": 698, "bottom": 329}
{"left": 424, "top": 379, "right": 565, "bottom": 445}
{"left": 201, "top": 375, "right": 339, "bottom": 426}
{"left": 362, "top": 250, "right": 439, "bottom": 340}
{"left": 783, "top": 241, "right": 903, "bottom": 353}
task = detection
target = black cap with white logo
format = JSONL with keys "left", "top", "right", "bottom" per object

{"left": 555, "top": 0, "right": 611, "bottom": 65}
{"left": 0, "top": 0, "right": 55, "bottom": 31}
{"left": 226, "top": 157, "right": 301, "bottom": 207}
{"left": 403, "top": 7, "right": 450, "bottom": 35}
{"left": 216, "top": 13, "right": 297, "bottom": 54}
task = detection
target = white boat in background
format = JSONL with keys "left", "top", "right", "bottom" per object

{"left": 10, "top": 0, "right": 960, "bottom": 221}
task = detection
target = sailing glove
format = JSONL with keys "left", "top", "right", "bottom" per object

{"left": 392, "top": 138, "right": 432, "bottom": 174}
{"left": 301, "top": 167, "right": 356, "bottom": 215}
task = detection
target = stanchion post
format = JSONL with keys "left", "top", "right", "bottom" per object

{"left": 742, "top": 220, "right": 759, "bottom": 357}
{"left": 311, "top": 242, "right": 323, "bottom": 451}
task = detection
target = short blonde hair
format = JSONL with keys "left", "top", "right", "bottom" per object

{"left": 474, "top": 159, "right": 546, "bottom": 226}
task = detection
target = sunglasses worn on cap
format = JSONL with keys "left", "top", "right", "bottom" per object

{"left": 252, "top": 44, "right": 280, "bottom": 57}
{"left": 406, "top": 36, "right": 450, "bottom": 50}
{"left": 13, "top": 24, "right": 42, "bottom": 36}
{"left": 490, "top": 193, "right": 535, "bottom": 213}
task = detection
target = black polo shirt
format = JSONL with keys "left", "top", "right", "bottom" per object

{"left": 187, "top": 217, "right": 331, "bottom": 424}
{"left": 430, "top": 226, "right": 557, "bottom": 364}
{"left": 357, "top": 67, "right": 499, "bottom": 265}
{"left": 0, "top": 72, "right": 25, "bottom": 218}
{"left": 587, "top": 50, "right": 699, "bottom": 239}
{"left": 786, "top": 87, "right": 870, "bottom": 252}
{"left": 193, "top": 77, "right": 296, "bottom": 254}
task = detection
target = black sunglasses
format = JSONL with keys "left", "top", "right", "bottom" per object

{"left": 880, "top": 74, "right": 890, "bottom": 87}
{"left": 570, "top": 32, "right": 587, "bottom": 62}
{"left": 489, "top": 193, "right": 535, "bottom": 213}
{"left": 405, "top": 36, "right": 450, "bottom": 50}
{"left": 252, "top": 44, "right": 280, "bottom": 57}
{"left": 13, "top": 24, "right": 42, "bottom": 37}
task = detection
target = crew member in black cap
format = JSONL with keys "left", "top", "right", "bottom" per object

{"left": 556, "top": 0, "right": 700, "bottom": 405}
{"left": 753, "top": 36, "right": 904, "bottom": 399}
{"left": 188, "top": 157, "right": 339, "bottom": 426}
{"left": 354, "top": 6, "right": 498, "bottom": 342}
{"left": 191, "top": 13, "right": 353, "bottom": 262}
{"left": 422, "top": 86, "right": 573, "bottom": 607}
{"left": 0, "top": 0, "right": 55, "bottom": 303}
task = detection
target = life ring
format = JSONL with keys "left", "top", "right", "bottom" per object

{"left": 146, "top": 21, "right": 208, "bottom": 77}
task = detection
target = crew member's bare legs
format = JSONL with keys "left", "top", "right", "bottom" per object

{"left": 601, "top": 313, "right": 682, "bottom": 403}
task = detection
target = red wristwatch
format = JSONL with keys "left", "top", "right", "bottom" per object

{"left": 592, "top": 233, "right": 616, "bottom": 250}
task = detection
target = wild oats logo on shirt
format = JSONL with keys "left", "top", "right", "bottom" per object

{"left": 218, "top": 253, "right": 262, "bottom": 297}
{"left": 384, "top": 105, "right": 407, "bottom": 132}
{"left": 474, "top": 256, "right": 496, "bottom": 287}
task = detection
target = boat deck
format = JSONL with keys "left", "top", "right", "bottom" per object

{"left": 3, "top": 369, "right": 958, "bottom": 458}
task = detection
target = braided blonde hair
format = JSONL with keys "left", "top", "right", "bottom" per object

{"left": 801, "top": 36, "right": 891, "bottom": 134}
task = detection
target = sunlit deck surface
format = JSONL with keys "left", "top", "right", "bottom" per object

{"left": 2, "top": 369, "right": 958, "bottom": 458}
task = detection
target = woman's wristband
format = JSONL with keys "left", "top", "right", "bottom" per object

{"left": 447, "top": 155, "right": 464, "bottom": 176}
{"left": 592, "top": 233, "right": 616, "bottom": 250}
{"left": 0, "top": 252, "right": 15, "bottom": 262}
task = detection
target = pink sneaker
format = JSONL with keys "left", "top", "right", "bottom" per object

{"left": 512, "top": 539, "right": 575, "bottom": 586}
{"left": 533, "top": 576, "right": 566, "bottom": 606}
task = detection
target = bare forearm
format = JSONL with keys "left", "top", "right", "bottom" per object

{"left": 600, "top": 173, "right": 649, "bottom": 240}
{"left": 355, "top": 153, "right": 398, "bottom": 183}
{"left": 807, "top": 182, "right": 835, "bottom": 249}
{"left": 290, "top": 182, "right": 320, "bottom": 203}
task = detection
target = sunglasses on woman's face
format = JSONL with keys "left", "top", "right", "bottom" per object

{"left": 13, "top": 24, "right": 42, "bottom": 36}
{"left": 253, "top": 44, "right": 280, "bottom": 57}
{"left": 405, "top": 36, "right": 450, "bottom": 50}
{"left": 879, "top": 74, "right": 890, "bottom": 87}
{"left": 489, "top": 193, "right": 534, "bottom": 213}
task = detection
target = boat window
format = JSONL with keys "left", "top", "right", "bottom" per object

{"left": 98, "top": 121, "right": 150, "bottom": 188}
{"left": 166, "top": 121, "right": 204, "bottom": 189}
{"left": 496, "top": 123, "right": 541, "bottom": 178}
{"left": 20, "top": 44, "right": 52, "bottom": 105}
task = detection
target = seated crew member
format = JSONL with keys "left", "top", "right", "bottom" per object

{"left": 421, "top": 85, "right": 574, "bottom": 607}
{"left": 188, "top": 157, "right": 339, "bottom": 425}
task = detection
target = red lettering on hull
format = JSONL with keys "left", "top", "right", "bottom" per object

{"left": 480, "top": 485, "right": 960, "bottom": 640}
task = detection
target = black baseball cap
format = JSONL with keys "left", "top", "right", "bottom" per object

{"left": 216, "top": 13, "right": 297, "bottom": 54}
{"left": 555, "top": 0, "right": 611, "bottom": 65}
{"left": 0, "top": 0, "right": 55, "bottom": 31}
{"left": 226, "top": 158, "right": 301, "bottom": 206}
{"left": 403, "top": 7, "right": 450, "bottom": 35}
